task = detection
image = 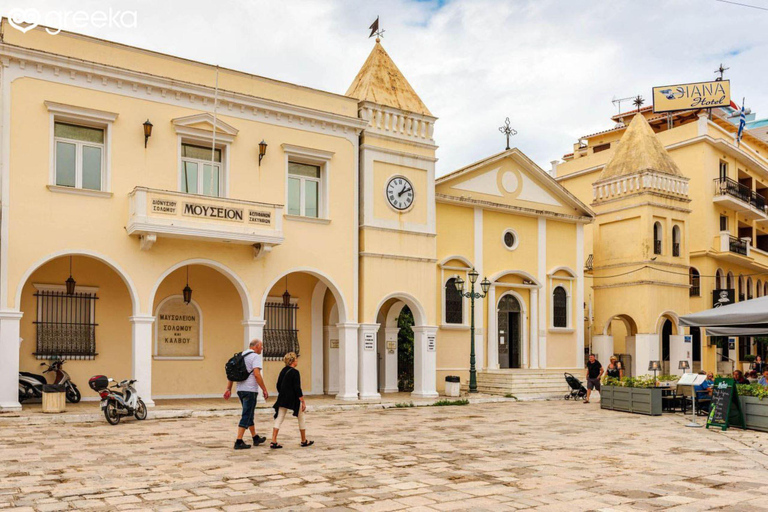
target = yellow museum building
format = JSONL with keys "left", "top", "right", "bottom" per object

{"left": 0, "top": 20, "right": 591, "bottom": 411}
{"left": 556, "top": 103, "right": 768, "bottom": 378}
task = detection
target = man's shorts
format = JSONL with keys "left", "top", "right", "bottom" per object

{"left": 587, "top": 377, "right": 601, "bottom": 391}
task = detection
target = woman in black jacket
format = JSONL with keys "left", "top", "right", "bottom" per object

{"left": 270, "top": 352, "right": 313, "bottom": 449}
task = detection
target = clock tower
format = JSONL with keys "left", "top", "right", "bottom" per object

{"left": 347, "top": 40, "right": 439, "bottom": 398}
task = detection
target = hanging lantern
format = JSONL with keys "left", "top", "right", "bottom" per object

{"left": 282, "top": 275, "right": 291, "bottom": 307}
{"left": 65, "top": 256, "right": 76, "bottom": 295}
{"left": 183, "top": 266, "right": 192, "bottom": 305}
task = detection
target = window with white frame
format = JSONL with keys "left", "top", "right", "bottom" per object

{"left": 287, "top": 162, "right": 321, "bottom": 218}
{"left": 552, "top": 286, "right": 568, "bottom": 328}
{"left": 181, "top": 143, "right": 224, "bottom": 197}
{"left": 54, "top": 122, "right": 106, "bottom": 191}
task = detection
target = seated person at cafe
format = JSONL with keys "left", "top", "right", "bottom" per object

{"left": 759, "top": 370, "right": 768, "bottom": 387}
{"left": 694, "top": 372, "right": 714, "bottom": 411}
{"left": 733, "top": 369, "right": 749, "bottom": 385}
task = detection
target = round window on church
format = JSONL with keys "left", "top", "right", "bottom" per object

{"left": 502, "top": 229, "right": 518, "bottom": 251}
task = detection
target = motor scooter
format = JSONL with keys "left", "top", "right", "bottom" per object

{"left": 18, "top": 360, "right": 81, "bottom": 403}
{"left": 88, "top": 375, "right": 147, "bottom": 425}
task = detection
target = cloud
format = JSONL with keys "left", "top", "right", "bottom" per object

{"left": 4, "top": 0, "right": 767, "bottom": 176}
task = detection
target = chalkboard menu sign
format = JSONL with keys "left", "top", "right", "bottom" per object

{"left": 706, "top": 378, "right": 745, "bottom": 431}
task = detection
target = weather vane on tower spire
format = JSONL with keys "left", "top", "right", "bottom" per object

{"left": 369, "top": 16, "right": 384, "bottom": 42}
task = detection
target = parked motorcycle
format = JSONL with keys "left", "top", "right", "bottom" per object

{"left": 18, "top": 360, "right": 81, "bottom": 403}
{"left": 88, "top": 375, "right": 147, "bottom": 425}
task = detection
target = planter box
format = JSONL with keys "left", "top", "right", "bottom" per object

{"left": 740, "top": 396, "right": 768, "bottom": 432}
{"left": 600, "top": 386, "right": 662, "bottom": 416}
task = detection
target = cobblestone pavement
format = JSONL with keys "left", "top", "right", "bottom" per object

{"left": 2, "top": 400, "right": 768, "bottom": 511}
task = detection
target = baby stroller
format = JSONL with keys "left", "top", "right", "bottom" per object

{"left": 563, "top": 372, "right": 587, "bottom": 400}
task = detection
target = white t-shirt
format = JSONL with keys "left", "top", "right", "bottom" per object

{"left": 237, "top": 350, "right": 263, "bottom": 393}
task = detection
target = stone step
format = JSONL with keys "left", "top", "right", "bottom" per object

{"left": 474, "top": 369, "right": 585, "bottom": 398}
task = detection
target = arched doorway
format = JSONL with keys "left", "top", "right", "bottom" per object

{"left": 498, "top": 293, "right": 523, "bottom": 369}
{"left": 371, "top": 293, "right": 434, "bottom": 398}
{"left": 661, "top": 319, "right": 673, "bottom": 374}
{"left": 15, "top": 254, "right": 136, "bottom": 409}
{"left": 151, "top": 263, "right": 247, "bottom": 398}
{"left": 260, "top": 270, "right": 345, "bottom": 397}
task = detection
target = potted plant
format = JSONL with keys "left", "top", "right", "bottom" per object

{"left": 601, "top": 375, "right": 662, "bottom": 416}
{"left": 737, "top": 383, "right": 768, "bottom": 432}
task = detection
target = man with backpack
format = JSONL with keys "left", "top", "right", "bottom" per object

{"left": 224, "top": 339, "right": 269, "bottom": 450}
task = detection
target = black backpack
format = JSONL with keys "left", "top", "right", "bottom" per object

{"left": 225, "top": 350, "right": 252, "bottom": 382}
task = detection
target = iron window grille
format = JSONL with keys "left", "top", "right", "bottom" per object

{"left": 673, "top": 242, "right": 680, "bottom": 257}
{"left": 585, "top": 254, "right": 593, "bottom": 272}
{"left": 445, "top": 278, "right": 463, "bottom": 324}
{"left": 33, "top": 290, "right": 98, "bottom": 360}
{"left": 552, "top": 287, "right": 568, "bottom": 328}
{"left": 654, "top": 239, "right": 662, "bottom": 255}
{"left": 689, "top": 269, "right": 700, "bottom": 297}
{"left": 263, "top": 301, "right": 299, "bottom": 360}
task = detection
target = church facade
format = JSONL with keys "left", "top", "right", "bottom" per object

{"left": 0, "top": 20, "right": 590, "bottom": 411}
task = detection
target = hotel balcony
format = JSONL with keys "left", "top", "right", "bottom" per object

{"left": 713, "top": 177, "right": 768, "bottom": 221}
{"left": 127, "top": 187, "right": 284, "bottom": 251}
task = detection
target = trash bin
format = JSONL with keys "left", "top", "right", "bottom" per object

{"left": 445, "top": 376, "right": 461, "bottom": 397}
{"left": 42, "top": 384, "right": 66, "bottom": 414}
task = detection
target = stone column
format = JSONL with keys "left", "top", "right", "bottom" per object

{"left": 486, "top": 285, "right": 498, "bottom": 369}
{"left": 669, "top": 334, "right": 690, "bottom": 376}
{"left": 335, "top": 322, "right": 359, "bottom": 400}
{"left": 529, "top": 288, "right": 539, "bottom": 369}
{"left": 0, "top": 310, "right": 23, "bottom": 411}
{"left": 242, "top": 318, "right": 266, "bottom": 399}
{"left": 633, "top": 333, "right": 660, "bottom": 378}
{"left": 383, "top": 327, "right": 400, "bottom": 393}
{"left": 358, "top": 323, "right": 381, "bottom": 400}
{"left": 130, "top": 315, "right": 155, "bottom": 407}
{"left": 412, "top": 326, "right": 438, "bottom": 398}
{"left": 325, "top": 326, "right": 339, "bottom": 394}
{"left": 242, "top": 319, "right": 265, "bottom": 350}
{"left": 591, "top": 335, "right": 614, "bottom": 365}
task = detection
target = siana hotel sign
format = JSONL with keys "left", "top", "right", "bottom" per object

{"left": 652, "top": 80, "right": 730, "bottom": 113}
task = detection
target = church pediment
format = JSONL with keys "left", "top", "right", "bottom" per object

{"left": 437, "top": 149, "right": 591, "bottom": 217}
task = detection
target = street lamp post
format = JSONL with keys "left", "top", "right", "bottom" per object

{"left": 454, "top": 268, "right": 491, "bottom": 393}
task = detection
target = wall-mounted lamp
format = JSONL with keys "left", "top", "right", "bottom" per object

{"left": 143, "top": 119, "right": 153, "bottom": 148}
{"left": 258, "top": 140, "right": 268, "bottom": 166}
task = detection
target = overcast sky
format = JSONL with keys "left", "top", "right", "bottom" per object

{"left": 4, "top": 0, "right": 768, "bottom": 176}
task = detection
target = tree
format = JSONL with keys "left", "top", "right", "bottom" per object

{"left": 397, "top": 306, "right": 414, "bottom": 392}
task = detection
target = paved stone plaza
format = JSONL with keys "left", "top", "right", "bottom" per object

{"left": 2, "top": 400, "right": 768, "bottom": 511}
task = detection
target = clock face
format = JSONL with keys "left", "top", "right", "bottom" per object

{"left": 386, "top": 176, "right": 414, "bottom": 211}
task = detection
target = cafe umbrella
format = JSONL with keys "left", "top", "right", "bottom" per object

{"left": 679, "top": 295, "right": 768, "bottom": 336}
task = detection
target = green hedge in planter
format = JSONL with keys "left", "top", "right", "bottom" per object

{"left": 601, "top": 377, "right": 663, "bottom": 416}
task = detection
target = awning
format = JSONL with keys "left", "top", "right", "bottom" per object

{"left": 679, "top": 295, "right": 768, "bottom": 336}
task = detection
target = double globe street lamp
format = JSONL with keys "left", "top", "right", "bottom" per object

{"left": 454, "top": 268, "right": 491, "bottom": 393}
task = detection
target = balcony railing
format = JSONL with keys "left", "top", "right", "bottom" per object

{"left": 729, "top": 236, "right": 748, "bottom": 255}
{"left": 714, "top": 177, "right": 766, "bottom": 211}
{"left": 689, "top": 281, "right": 700, "bottom": 297}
